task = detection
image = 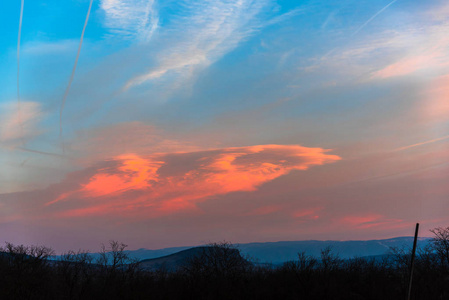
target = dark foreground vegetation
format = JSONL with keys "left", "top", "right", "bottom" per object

{"left": 1, "top": 227, "right": 449, "bottom": 300}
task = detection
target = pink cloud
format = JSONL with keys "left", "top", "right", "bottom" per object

{"left": 45, "top": 144, "right": 340, "bottom": 218}
{"left": 370, "top": 20, "right": 449, "bottom": 80}
{"left": 372, "top": 54, "right": 439, "bottom": 79}
{"left": 292, "top": 206, "right": 323, "bottom": 220}
{"left": 340, "top": 214, "right": 404, "bottom": 229}
{"left": 422, "top": 74, "right": 449, "bottom": 120}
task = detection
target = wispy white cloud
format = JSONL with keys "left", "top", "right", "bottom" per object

{"left": 264, "top": 7, "right": 306, "bottom": 27}
{"left": 100, "top": 0, "right": 159, "bottom": 42}
{"left": 371, "top": 27, "right": 449, "bottom": 79}
{"left": 123, "top": 0, "right": 272, "bottom": 91}
{"left": 303, "top": 2, "right": 449, "bottom": 83}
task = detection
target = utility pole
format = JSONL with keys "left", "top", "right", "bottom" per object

{"left": 407, "top": 223, "right": 419, "bottom": 300}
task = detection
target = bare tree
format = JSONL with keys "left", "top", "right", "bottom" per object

{"left": 96, "top": 240, "right": 140, "bottom": 298}
{"left": 97, "top": 240, "right": 129, "bottom": 270}
{"left": 430, "top": 226, "right": 449, "bottom": 269}
{"left": 57, "top": 250, "right": 93, "bottom": 300}
{"left": 0, "top": 242, "right": 55, "bottom": 299}
{"left": 320, "top": 246, "right": 342, "bottom": 271}
{"left": 281, "top": 251, "right": 317, "bottom": 298}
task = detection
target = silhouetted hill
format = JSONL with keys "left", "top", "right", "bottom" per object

{"left": 139, "top": 247, "right": 207, "bottom": 271}
{"left": 54, "top": 246, "right": 192, "bottom": 262}
{"left": 125, "top": 237, "right": 431, "bottom": 265}
{"left": 124, "top": 246, "right": 191, "bottom": 260}
{"left": 237, "top": 237, "right": 432, "bottom": 264}
{"left": 55, "top": 237, "right": 431, "bottom": 266}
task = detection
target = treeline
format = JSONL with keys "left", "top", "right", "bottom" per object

{"left": 1, "top": 228, "right": 449, "bottom": 300}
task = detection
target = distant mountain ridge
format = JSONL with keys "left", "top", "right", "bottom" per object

{"left": 125, "top": 237, "right": 432, "bottom": 265}
{"left": 139, "top": 247, "right": 210, "bottom": 271}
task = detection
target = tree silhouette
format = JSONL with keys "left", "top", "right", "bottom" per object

{"left": 429, "top": 226, "right": 449, "bottom": 268}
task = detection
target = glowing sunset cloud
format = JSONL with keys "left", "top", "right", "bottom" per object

{"left": 82, "top": 154, "right": 162, "bottom": 197}
{"left": 46, "top": 145, "right": 340, "bottom": 217}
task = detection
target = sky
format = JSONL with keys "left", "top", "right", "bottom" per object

{"left": 0, "top": 0, "right": 448, "bottom": 253}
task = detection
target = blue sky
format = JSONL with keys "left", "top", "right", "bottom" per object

{"left": 1, "top": 0, "right": 449, "bottom": 252}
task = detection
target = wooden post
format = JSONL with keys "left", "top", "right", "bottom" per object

{"left": 407, "top": 223, "right": 419, "bottom": 300}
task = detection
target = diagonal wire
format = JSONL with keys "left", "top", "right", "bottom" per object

{"left": 352, "top": 0, "right": 398, "bottom": 36}
{"left": 17, "top": 0, "right": 25, "bottom": 145}
{"left": 59, "top": 0, "right": 94, "bottom": 151}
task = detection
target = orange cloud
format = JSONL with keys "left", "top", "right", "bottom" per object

{"left": 82, "top": 154, "right": 162, "bottom": 197}
{"left": 47, "top": 144, "right": 340, "bottom": 218}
